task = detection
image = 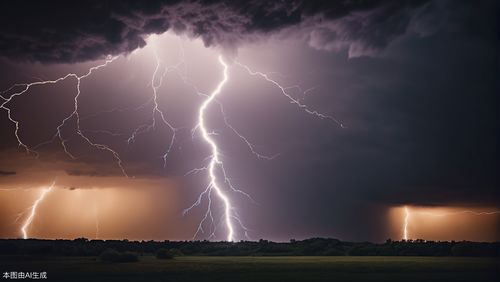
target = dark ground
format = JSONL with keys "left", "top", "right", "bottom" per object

{"left": 1, "top": 238, "right": 499, "bottom": 256}
{"left": 1, "top": 255, "right": 499, "bottom": 282}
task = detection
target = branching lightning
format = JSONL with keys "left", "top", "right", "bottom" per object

{"left": 21, "top": 182, "right": 55, "bottom": 239}
{"left": 185, "top": 56, "right": 236, "bottom": 241}
{"left": 235, "top": 61, "right": 345, "bottom": 128}
{"left": 0, "top": 56, "right": 128, "bottom": 176}
{"left": 182, "top": 55, "right": 344, "bottom": 241}
{"left": 126, "top": 42, "right": 180, "bottom": 167}
{"left": 1, "top": 35, "right": 343, "bottom": 241}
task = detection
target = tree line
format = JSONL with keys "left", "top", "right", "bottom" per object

{"left": 0, "top": 238, "right": 498, "bottom": 257}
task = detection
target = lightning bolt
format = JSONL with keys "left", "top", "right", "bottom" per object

{"left": 21, "top": 181, "right": 55, "bottom": 239}
{"left": 187, "top": 55, "right": 236, "bottom": 241}
{"left": 402, "top": 206, "right": 500, "bottom": 240}
{"left": 403, "top": 206, "right": 410, "bottom": 240}
{"left": 0, "top": 56, "right": 127, "bottom": 176}
{"left": 183, "top": 55, "right": 343, "bottom": 241}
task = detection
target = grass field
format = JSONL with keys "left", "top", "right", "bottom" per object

{"left": 1, "top": 255, "right": 498, "bottom": 281}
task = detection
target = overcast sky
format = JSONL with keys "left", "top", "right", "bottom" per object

{"left": 0, "top": 0, "right": 498, "bottom": 242}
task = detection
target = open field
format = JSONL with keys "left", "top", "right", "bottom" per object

{"left": 1, "top": 255, "right": 498, "bottom": 282}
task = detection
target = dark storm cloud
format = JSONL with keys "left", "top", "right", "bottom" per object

{"left": 294, "top": 0, "right": 499, "bottom": 209}
{"left": 0, "top": 0, "right": 429, "bottom": 63}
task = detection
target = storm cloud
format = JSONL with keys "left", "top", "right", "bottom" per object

{"left": 0, "top": 0, "right": 497, "bottom": 241}
{"left": 0, "top": 0, "right": 431, "bottom": 63}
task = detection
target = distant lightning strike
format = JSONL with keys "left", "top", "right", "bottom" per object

{"left": 21, "top": 182, "right": 55, "bottom": 239}
{"left": 402, "top": 206, "right": 500, "bottom": 240}
{"left": 403, "top": 206, "right": 410, "bottom": 240}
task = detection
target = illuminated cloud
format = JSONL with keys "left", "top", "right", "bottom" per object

{"left": 0, "top": 0, "right": 431, "bottom": 63}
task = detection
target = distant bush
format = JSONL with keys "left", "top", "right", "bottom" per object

{"left": 100, "top": 249, "right": 138, "bottom": 262}
{"left": 156, "top": 248, "right": 183, "bottom": 259}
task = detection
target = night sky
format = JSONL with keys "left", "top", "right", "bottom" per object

{"left": 0, "top": 0, "right": 498, "bottom": 242}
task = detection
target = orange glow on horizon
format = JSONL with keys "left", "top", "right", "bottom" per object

{"left": 390, "top": 206, "right": 500, "bottom": 242}
{"left": 0, "top": 181, "right": 183, "bottom": 240}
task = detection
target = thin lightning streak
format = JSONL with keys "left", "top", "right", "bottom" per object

{"left": 21, "top": 181, "right": 55, "bottom": 239}
{"left": 403, "top": 206, "right": 410, "bottom": 240}
{"left": 183, "top": 183, "right": 212, "bottom": 216}
{"left": 235, "top": 61, "right": 345, "bottom": 128}
{"left": 233, "top": 210, "right": 251, "bottom": 240}
{"left": 188, "top": 185, "right": 215, "bottom": 240}
{"left": 126, "top": 44, "right": 178, "bottom": 167}
{"left": 217, "top": 101, "right": 278, "bottom": 160}
{"left": 1, "top": 74, "right": 74, "bottom": 156}
{"left": 82, "top": 129, "right": 126, "bottom": 137}
{"left": 55, "top": 57, "right": 128, "bottom": 176}
{"left": 1, "top": 57, "right": 128, "bottom": 176}
{"left": 219, "top": 162, "right": 256, "bottom": 204}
